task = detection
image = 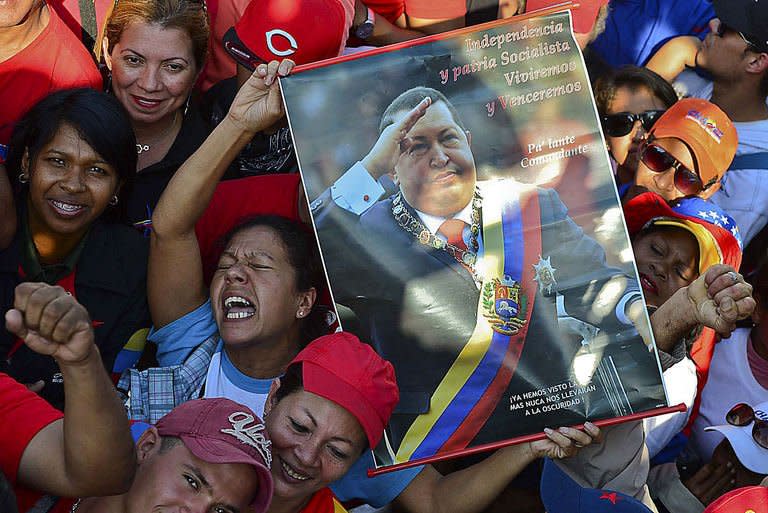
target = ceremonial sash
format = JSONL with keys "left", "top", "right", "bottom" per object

{"left": 396, "top": 182, "right": 542, "bottom": 462}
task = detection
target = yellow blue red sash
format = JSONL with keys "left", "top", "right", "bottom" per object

{"left": 396, "top": 182, "right": 541, "bottom": 462}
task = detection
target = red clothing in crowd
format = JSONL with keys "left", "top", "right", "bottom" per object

{"left": 404, "top": 0, "right": 465, "bottom": 19}
{"left": 300, "top": 487, "right": 349, "bottom": 513}
{"left": 47, "top": 0, "right": 113, "bottom": 48}
{"left": 0, "top": 6, "right": 102, "bottom": 150}
{"left": 364, "top": 0, "right": 405, "bottom": 22}
{"left": 0, "top": 373, "right": 75, "bottom": 513}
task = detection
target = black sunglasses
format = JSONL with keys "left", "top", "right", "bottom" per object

{"left": 715, "top": 21, "right": 764, "bottom": 52}
{"left": 601, "top": 110, "right": 665, "bottom": 137}
{"left": 639, "top": 143, "right": 705, "bottom": 196}
{"left": 726, "top": 403, "right": 768, "bottom": 450}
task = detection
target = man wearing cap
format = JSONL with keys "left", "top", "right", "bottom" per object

{"left": 646, "top": 0, "right": 768, "bottom": 246}
{"left": 72, "top": 398, "right": 274, "bottom": 513}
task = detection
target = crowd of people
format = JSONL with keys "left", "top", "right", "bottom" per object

{"left": 1, "top": 0, "right": 768, "bottom": 512}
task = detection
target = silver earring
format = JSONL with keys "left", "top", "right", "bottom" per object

{"left": 18, "top": 173, "right": 28, "bottom": 184}
{"left": 109, "top": 195, "right": 119, "bottom": 206}
{"left": 183, "top": 94, "right": 191, "bottom": 117}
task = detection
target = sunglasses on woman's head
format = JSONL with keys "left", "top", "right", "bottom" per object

{"left": 726, "top": 402, "right": 768, "bottom": 450}
{"left": 639, "top": 143, "right": 705, "bottom": 196}
{"left": 601, "top": 110, "right": 665, "bottom": 137}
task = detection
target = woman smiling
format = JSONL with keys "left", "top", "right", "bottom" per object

{"left": 101, "top": 0, "right": 212, "bottom": 228}
{"left": 0, "top": 89, "right": 150, "bottom": 409}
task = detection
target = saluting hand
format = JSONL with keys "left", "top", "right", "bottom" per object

{"left": 227, "top": 59, "right": 296, "bottom": 134}
{"left": 361, "top": 96, "right": 432, "bottom": 180}
{"left": 5, "top": 283, "right": 96, "bottom": 365}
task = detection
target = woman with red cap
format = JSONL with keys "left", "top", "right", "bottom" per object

{"left": 261, "top": 332, "right": 398, "bottom": 513}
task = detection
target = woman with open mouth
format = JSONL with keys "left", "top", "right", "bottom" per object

{"left": 0, "top": 88, "right": 149, "bottom": 409}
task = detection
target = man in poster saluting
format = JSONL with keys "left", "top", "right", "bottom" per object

{"left": 312, "top": 86, "right": 660, "bottom": 463}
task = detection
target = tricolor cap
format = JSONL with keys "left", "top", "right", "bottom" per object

{"left": 541, "top": 459, "right": 654, "bottom": 512}
{"left": 224, "top": 0, "right": 347, "bottom": 69}
{"left": 624, "top": 191, "right": 743, "bottom": 274}
{"left": 648, "top": 98, "right": 737, "bottom": 192}
{"left": 526, "top": 0, "right": 609, "bottom": 34}
{"left": 713, "top": 0, "right": 768, "bottom": 53}
{"left": 288, "top": 332, "right": 399, "bottom": 448}
{"left": 704, "top": 486, "right": 768, "bottom": 513}
{"left": 705, "top": 400, "right": 768, "bottom": 474}
{"left": 156, "top": 398, "right": 274, "bottom": 513}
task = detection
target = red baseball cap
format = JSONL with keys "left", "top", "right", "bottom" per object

{"left": 156, "top": 398, "right": 274, "bottom": 513}
{"left": 224, "top": 0, "right": 348, "bottom": 69}
{"left": 288, "top": 332, "right": 399, "bottom": 448}
{"left": 703, "top": 486, "right": 768, "bottom": 513}
{"left": 526, "top": 0, "right": 609, "bottom": 34}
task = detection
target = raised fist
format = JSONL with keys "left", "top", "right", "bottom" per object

{"left": 5, "top": 282, "right": 96, "bottom": 365}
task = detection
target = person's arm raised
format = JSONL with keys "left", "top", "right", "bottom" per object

{"left": 646, "top": 36, "right": 701, "bottom": 82}
{"left": 149, "top": 59, "right": 295, "bottom": 328}
{"left": 8, "top": 283, "right": 136, "bottom": 497}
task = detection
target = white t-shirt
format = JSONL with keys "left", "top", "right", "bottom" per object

{"left": 689, "top": 329, "right": 768, "bottom": 461}
{"left": 203, "top": 340, "right": 274, "bottom": 417}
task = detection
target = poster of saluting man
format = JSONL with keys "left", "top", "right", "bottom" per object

{"left": 280, "top": 7, "right": 669, "bottom": 470}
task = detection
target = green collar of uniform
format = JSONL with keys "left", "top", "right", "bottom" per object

{"left": 19, "top": 201, "right": 89, "bottom": 284}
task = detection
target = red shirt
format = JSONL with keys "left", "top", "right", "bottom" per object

{"left": 366, "top": 0, "right": 406, "bottom": 23}
{"left": 0, "top": 373, "right": 70, "bottom": 512}
{"left": 195, "top": 174, "right": 301, "bottom": 284}
{"left": 300, "top": 488, "right": 348, "bottom": 513}
{"left": 0, "top": 6, "right": 102, "bottom": 148}
{"left": 47, "top": 0, "right": 113, "bottom": 49}
{"left": 404, "top": 0, "right": 465, "bottom": 19}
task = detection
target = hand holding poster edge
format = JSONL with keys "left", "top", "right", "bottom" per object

{"left": 368, "top": 403, "right": 688, "bottom": 476}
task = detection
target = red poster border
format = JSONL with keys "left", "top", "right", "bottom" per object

{"left": 369, "top": 403, "right": 687, "bottom": 476}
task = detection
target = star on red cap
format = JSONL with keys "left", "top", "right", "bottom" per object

{"left": 600, "top": 492, "right": 620, "bottom": 505}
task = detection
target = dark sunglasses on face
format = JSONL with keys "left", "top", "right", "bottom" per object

{"left": 715, "top": 21, "right": 763, "bottom": 52}
{"left": 726, "top": 402, "right": 768, "bottom": 450}
{"left": 601, "top": 110, "right": 666, "bottom": 137}
{"left": 639, "top": 143, "right": 705, "bottom": 196}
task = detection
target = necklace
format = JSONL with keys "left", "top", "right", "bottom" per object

{"left": 392, "top": 188, "right": 482, "bottom": 279}
{"left": 70, "top": 498, "right": 81, "bottom": 512}
{"left": 136, "top": 111, "right": 179, "bottom": 154}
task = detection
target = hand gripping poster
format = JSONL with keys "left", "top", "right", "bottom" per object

{"left": 280, "top": 7, "right": 674, "bottom": 472}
